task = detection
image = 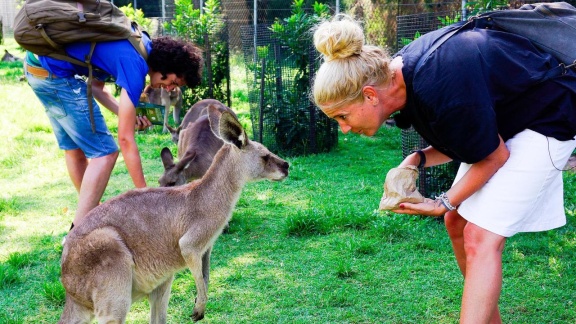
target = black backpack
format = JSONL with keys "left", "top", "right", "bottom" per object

{"left": 417, "top": 2, "right": 576, "bottom": 81}
{"left": 14, "top": 0, "right": 149, "bottom": 132}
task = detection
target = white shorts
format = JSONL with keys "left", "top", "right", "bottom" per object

{"left": 453, "top": 129, "right": 576, "bottom": 237}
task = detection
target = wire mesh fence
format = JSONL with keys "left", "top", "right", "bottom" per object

{"left": 240, "top": 24, "right": 338, "bottom": 156}
{"left": 396, "top": 9, "right": 461, "bottom": 198}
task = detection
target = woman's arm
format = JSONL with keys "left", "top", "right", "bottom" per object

{"left": 399, "top": 146, "right": 453, "bottom": 168}
{"left": 91, "top": 80, "right": 119, "bottom": 115}
{"left": 117, "top": 88, "right": 151, "bottom": 188}
{"left": 394, "top": 136, "right": 510, "bottom": 216}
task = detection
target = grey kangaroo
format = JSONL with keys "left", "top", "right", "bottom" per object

{"left": 58, "top": 105, "right": 289, "bottom": 323}
{"left": 166, "top": 99, "right": 232, "bottom": 144}
{"left": 159, "top": 100, "right": 237, "bottom": 187}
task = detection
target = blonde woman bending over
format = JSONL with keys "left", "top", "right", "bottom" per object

{"left": 312, "top": 15, "right": 576, "bottom": 323}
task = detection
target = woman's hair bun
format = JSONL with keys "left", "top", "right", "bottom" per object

{"left": 313, "top": 15, "right": 364, "bottom": 61}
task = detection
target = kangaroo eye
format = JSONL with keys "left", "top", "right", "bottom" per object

{"left": 262, "top": 154, "right": 270, "bottom": 163}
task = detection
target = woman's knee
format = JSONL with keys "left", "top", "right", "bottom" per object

{"left": 462, "top": 223, "right": 506, "bottom": 257}
{"left": 444, "top": 210, "right": 466, "bottom": 238}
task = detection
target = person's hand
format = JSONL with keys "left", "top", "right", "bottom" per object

{"left": 392, "top": 198, "right": 447, "bottom": 217}
{"left": 135, "top": 115, "right": 152, "bottom": 131}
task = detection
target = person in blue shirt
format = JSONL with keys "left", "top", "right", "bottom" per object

{"left": 24, "top": 35, "right": 203, "bottom": 231}
{"left": 312, "top": 15, "right": 576, "bottom": 323}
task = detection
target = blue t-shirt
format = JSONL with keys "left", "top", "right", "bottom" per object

{"left": 38, "top": 34, "right": 152, "bottom": 107}
{"left": 394, "top": 24, "right": 576, "bottom": 164}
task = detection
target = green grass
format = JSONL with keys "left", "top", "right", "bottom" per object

{"left": 1, "top": 37, "right": 576, "bottom": 323}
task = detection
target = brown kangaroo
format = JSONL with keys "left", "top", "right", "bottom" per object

{"left": 143, "top": 85, "right": 183, "bottom": 133}
{"left": 159, "top": 100, "right": 237, "bottom": 187}
{"left": 58, "top": 105, "right": 289, "bottom": 323}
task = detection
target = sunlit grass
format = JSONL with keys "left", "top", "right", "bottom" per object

{"left": 1, "top": 37, "right": 576, "bottom": 323}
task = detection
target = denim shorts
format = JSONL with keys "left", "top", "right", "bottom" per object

{"left": 26, "top": 72, "right": 118, "bottom": 159}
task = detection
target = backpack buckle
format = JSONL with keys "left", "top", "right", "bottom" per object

{"left": 78, "top": 12, "right": 86, "bottom": 23}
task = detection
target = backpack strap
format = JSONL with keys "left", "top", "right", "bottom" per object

{"left": 85, "top": 42, "right": 97, "bottom": 132}
{"left": 415, "top": 17, "right": 571, "bottom": 84}
{"left": 129, "top": 22, "right": 149, "bottom": 61}
{"left": 415, "top": 22, "right": 471, "bottom": 72}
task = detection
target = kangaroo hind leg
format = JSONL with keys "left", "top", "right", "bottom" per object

{"left": 58, "top": 294, "right": 93, "bottom": 324}
{"left": 66, "top": 227, "right": 134, "bottom": 324}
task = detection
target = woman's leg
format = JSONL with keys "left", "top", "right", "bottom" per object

{"left": 460, "top": 222, "right": 506, "bottom": 324}
{"left": 445, "top": 211, "right": 504, "bottom": 323}
{"left": 444, "top": 210, "right": 468, "bottom": 275}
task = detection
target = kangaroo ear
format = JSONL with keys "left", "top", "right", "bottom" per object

{"left": 207, "top": 104, "right": 222, "bottom": 137}
{"left": 177, "top": 150, "right": 197, "bottom": 171}
{"left": 208, "top": 104, "right": 247, "bottom": 149}
{"left": 160, "top": 147, "right": 175, "bottom": 170}
{"left": 219, "top": 111, "right": 247, "bottom": 149}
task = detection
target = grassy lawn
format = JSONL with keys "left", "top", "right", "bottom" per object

{"left": 1, "top": 37, "right": 575, "bottom": 323}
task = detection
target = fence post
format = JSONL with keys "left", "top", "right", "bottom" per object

{"left": 308, "top": 44, "right": 317, "bottom": 154}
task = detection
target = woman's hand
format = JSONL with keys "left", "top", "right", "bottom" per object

{"left": 392, "top": 198, "right": 447, "bottom": 217}
{"left": 135, "top": 115, "right": 152, "bottom": 131}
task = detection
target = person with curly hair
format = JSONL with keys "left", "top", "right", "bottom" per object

{"left": 24, "top": 34, "right": 203, "bottom": 232}
{"left": 312, "top": 15, "right": 576, "bottom": 323}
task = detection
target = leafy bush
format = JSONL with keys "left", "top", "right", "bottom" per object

{"left": 119, "top": 4, "right": 152, "bottom": 32}
{"left": 165, "top": 0, "right": 230, "bottom": 108}
{"left": 466, "top": 0, "right": 509, "bottom": 15}
{"left": 248, "top": 0, "right": 338, "bottom": 156}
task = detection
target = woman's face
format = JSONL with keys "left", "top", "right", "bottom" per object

{"left": 323, "top": 86, "right": 389, "bottom": 136}
{"left": 326, "top": 100, "right": 384, "bottom": 136}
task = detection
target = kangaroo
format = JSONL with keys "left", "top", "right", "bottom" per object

{"left": 1, "top": 49, "right": 21, "bottom": 62}
{"left": 166, "top": 99, "right": 233, "bottom": 144}
{"left": 159, "top": 100, "right": 237, "bottom": 187}
{"left": 143, "top": 85, "right": 183, "bottom": 133}
{"left": 159, "top": 115, "right": 222, "bottom": 187}
{"left": 58, "top": 105, "right": 289, "bottom": 323}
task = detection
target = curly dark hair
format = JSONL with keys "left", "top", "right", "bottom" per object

{"left": 148, "top": 37, "right": 203, "bottom": 88}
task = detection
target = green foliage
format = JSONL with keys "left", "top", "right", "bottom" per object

{"left": 165, "top": 0, "right": 230, "bottom": 108}
{"left": 285, "top": 208, "right": 331, "bottom": 236}
{"left": 467, "top": 0, "right": 509, "bottom": 15}
{"left": 42, "top": 281, "right": 66, "bottom": 305}
{"left": 438, "top": 13, "right": 461, "bottom": 27}
{"left": 0, "top": 264, "right": 22, "bottom": 288}
{"left": 400, "top": 31, "right": 421, "bottom": 47}
{"left": 249, "top": 0, "right": 336, "bottom": 156}
{"left": 270, "top": 0, "right": 330, "bottom": 89}
{"left": 6, "top": 252, "right": 35, "bottom": 269}
{"left": 2, "top": 54, "right": 576, "bottom": 322}
{"left": 0, "top": 311, "right": 23, "bottom": 324}
{"left": 118, "top": 4, "right": 152, "bottom": 31}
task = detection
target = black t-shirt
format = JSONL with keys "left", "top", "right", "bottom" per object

{"left": 394, "top": 24, "right": 576, "bottom": 164}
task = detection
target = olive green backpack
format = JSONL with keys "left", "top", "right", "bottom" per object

{"left": 14, "top": 0, "right": 149, "bottom": 131}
